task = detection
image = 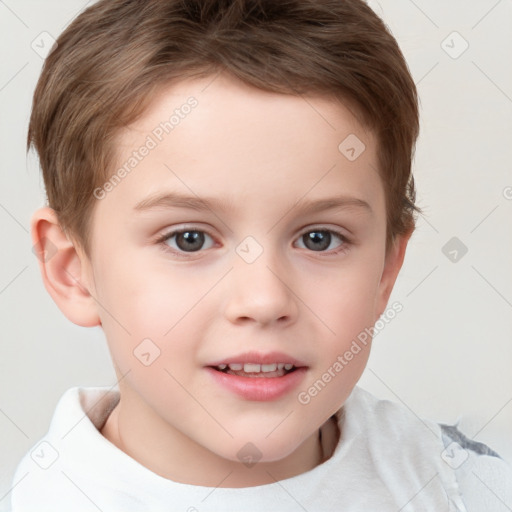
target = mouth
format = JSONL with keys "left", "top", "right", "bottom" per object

{"left": 204, "top": 352, "right": 308, "bottom": 401}
{"left": 209, "top": 362, "right": 299, "bottom": 378}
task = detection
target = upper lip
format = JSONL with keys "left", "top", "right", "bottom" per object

{"left": 206, "top": 351, "right": 308, "bottom": 367}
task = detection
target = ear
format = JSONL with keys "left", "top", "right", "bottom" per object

{"left": 375, "top": 230, "right": 412, "bottom": 319}
{"left": 30, "top": 206, "right": 101, "bottom": 327}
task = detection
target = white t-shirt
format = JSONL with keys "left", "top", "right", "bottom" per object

{"left": 8, "top": 385, "right": 512, "bottom": 511}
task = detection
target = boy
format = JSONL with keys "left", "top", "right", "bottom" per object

{"left": 10, "top": 0, "right": 511, "bottom": 510}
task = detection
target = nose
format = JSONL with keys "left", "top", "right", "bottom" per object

{"left": 223, "top": 248, "right": 299, "bottom": 327}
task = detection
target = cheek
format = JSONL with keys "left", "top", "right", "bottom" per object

{"left": 95, "top": 258, "right": 210, "bottom": 421}
{"left": 97, "top": 249, "right": 204, "bottom": 329}
{"left": 305, "top": 258, "right": 383, "bottom": 341}
{"left": 93, "top": 252, "right": 210, "bottom": 376}
{"left": 296, "top": 254, "right": 382, "bottom": 409}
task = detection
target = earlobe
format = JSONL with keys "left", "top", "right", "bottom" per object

{"left": 30, "top": 207, "right": 101, "bottom": 327}
{"left": 375, "top": 231, "right": 412, "bottom": 319}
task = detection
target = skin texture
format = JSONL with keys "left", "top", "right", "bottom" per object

{"left": 31, "top": 73, "right": 411, "bottom": 487}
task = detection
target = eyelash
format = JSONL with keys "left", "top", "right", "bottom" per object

{"left": 155, "top": 226, "right": 352, "bottom": 259}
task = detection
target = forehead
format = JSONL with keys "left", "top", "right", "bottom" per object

{"left": 96, "top": 73, "right": 384, "bottom": 225}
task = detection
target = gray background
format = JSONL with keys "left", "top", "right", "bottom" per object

{"left": 1, "top": 0, "right": 511, "bottom": 508}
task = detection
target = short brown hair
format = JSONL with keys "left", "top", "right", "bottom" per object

{"left": 28, "top": 0, "right": 420, "bottom": 257}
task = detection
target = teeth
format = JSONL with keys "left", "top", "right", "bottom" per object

{"left": 244, "top": 363, "right": 261, "bottom": 373}
{"left": 221, "top": 362, "right": 295, "bottom": 372}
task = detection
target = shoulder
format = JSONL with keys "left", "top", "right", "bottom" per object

{"left": 343, "top": 385, "right": 442, "bottom": 442}
{"left": 440, "top": 423, "right": 512, "bottom": 511}
{"left": 9, "top": 386, "right": 119, "bottom": 511}
{"left": 340, "top": 386, "right": 512, "bottom": 511}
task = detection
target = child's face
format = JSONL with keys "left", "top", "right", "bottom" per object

{"left": 67, "top": 73, "right": 407, "bottom": 479}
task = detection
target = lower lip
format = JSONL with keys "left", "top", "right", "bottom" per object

{"left": 205, "top": 367, "right": 307, "bottom": 401}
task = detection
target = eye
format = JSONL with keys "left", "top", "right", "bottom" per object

{"left": 157, "top": 228, "right": 215, "bottom": 256}
{"left": 295, "top": 228, "right": 350, "bottom": 255}
{"left": 156, "top": 226, "right": 351, "bottom": 258}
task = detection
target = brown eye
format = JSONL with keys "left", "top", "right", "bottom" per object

{"left": 302, "top": 230, "right": 332, "bottom": 251}
{"left": 160, "top": 229, "right": 215, "bottom": 254}
{"left": 175, "top": 231, "right": 205, "bottom": 252}
{"left": 296, "top": 229, "right": 347, "bottom": 253}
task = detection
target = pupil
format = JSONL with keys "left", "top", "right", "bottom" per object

{"left": 177, "top": 231, "right": 204, "bottom": 252}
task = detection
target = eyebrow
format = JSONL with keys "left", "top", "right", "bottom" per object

{"left": 133, "top": 191, "right": 372, "bottom": 216}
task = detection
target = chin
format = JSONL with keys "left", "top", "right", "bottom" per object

{"left": 214, "top": 433, "right": 306, "bottom": 466}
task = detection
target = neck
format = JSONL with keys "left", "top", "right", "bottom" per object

{"left": 100, "top": 399, "right": 338, "bottom": 487}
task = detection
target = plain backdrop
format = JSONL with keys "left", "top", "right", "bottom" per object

{"left": 1, "top": 0, "right": 511, "bottom": 509}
